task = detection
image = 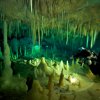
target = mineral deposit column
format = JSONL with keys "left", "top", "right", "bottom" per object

{"left": 3, "top": 20, "right": 12, "bottom": 78}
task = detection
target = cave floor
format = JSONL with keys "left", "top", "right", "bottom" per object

{"left": 0, "top": 59, "right": 100, "bottom": 100}
{"left": 0, "top": 81, "right": 100, "bottom": 100}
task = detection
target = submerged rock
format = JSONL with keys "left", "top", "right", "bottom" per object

{"left": 74, "top": 47, "right": 100, "bottom": 75}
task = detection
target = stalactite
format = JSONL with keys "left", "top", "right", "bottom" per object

{"left": 52, "top": 18, "right": 55, "bottom": 29}
{"left": 79, "top": 23, "right": 82, "bottom": 36}
{"left": 29, "top": 25, "right": 31, "bottom": 37}
{"left": 8, "top": 22, "right": 12, "bottom": 38}
{"left": 31, "top": 21, "right": 36, "bottom": 45}
{"left": 90, "top": 34, "right": 93, "bottom": 48}
{"left": 62, "top": 11, "right": 64, "bottom": 21}
{"left": 62, "top": 31, "right": 65, "bottom": 42}
{"left": 16, "top": 49, "right": 18, "bottom": 59}
{"left": 16, "top": 0, "right": 18, "bottom": 3}
{"left": 49, "top": 1, "right": 53, "bottom": 18}
{"left": 16, "top": 20, "right": 21, "bottom": 34}
{"left": 40, "top": 28, "right": 43, "bottom": 41}
{"left": 90, "top": 29, "right": 97, "bottom": 48}
{"left": 90, "top": 29, "right": 94, "bottom": 48}
{"left": 45, "top": 28, "right": 47, "bottom": 37}
{"left": 83, "top": 27, "right": 87, "bottom": 36}
{"left": 88, "top": 21, "right": 91, "bottom": 32}
{"left": 46, "top": 28, "right": 48, "bottom": 37}
{"left": 41, "top": 16, "right": 44, "bottom": 40}
{"left": 69, "top": 24, "right": 74, "bottom": 34}
{"left": 30, "top": 0, "right": 33, "bottom": 13}
{"left": 38, "top": 25, "right": 40, "bottom": 46}
{"left": 93, "top": 30, "right": 97, "bottom": 46}
{"left": 32, "top": 45, "right": 34, "bottom": 55}
{"left": 0, "top": 13, "right": 4, "bottom": 21}
{"left": 66, "top": 19, "right": 69, "bottom": 45}
{"left": 73, "top": 24, "right": 78, "bottom": 34}
{"left": 57, "top": 14, "right": 60, "bottom": 33}
{"left": 86, "top": 34, "right": 89, "bottom": 48}
{"left": 24, "top": 46, "right": 26, "bottom": 56}
{"left": 19, "top": 46, "right": 22, "bottom": 56}
{"left": 60, "top": 29, "right": 63, "bottom": 41}
{"left": 4, "top": 21, "right": 8, "bottom": 46}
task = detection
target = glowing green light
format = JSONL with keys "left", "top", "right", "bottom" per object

{"left": 86, "top": 34, "right": 89, "bottom": 48}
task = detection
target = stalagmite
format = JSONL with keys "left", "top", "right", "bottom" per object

{"left": 47, "top": 72, "right": 54, "bottom": 90}
{"left": 48, "top": 72, "right": 55, "bottom": 100}
{"left": 27, "top": 80, "right": 43, "bottom": 100}
{"left": 2, "top": 20, "right": 13, "bottom": 78}
{"left": 60, "top": 60, "right": 64, "bottom": 71}
{"left": 58, "top": 69, "right": 64, "bottom": 87}
{"left": 66, "top": 60, "right": 69, "bottom": 74}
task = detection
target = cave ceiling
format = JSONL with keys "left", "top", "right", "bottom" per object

{"left": 0, "top": 0, "right": 100, "bottom": 32}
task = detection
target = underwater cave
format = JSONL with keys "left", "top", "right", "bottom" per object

{"left": 0, "top": 0, "right": 100, "bottom": 100}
